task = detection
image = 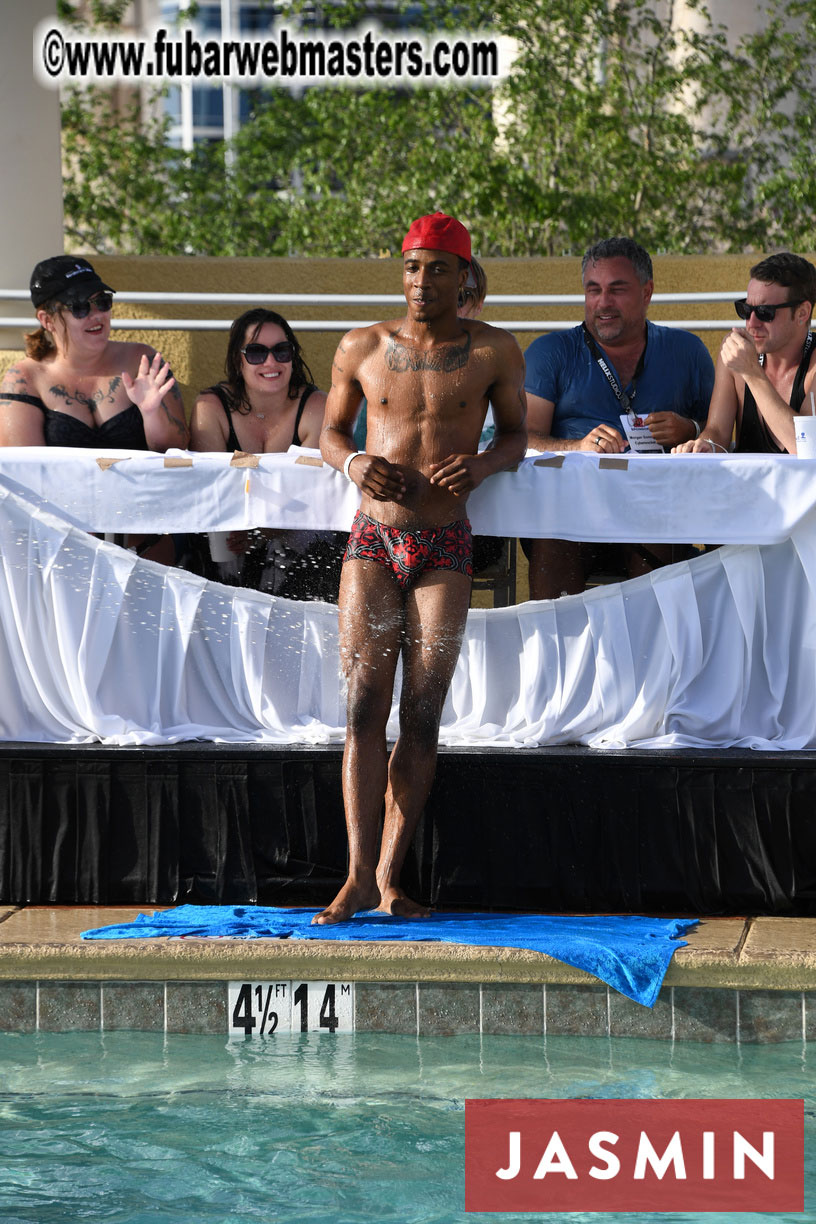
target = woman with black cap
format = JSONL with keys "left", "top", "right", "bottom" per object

{"left": 0, "top": 256, "right": 189, "bottom": 562}
{"left": 0, "top": 256, "right": 187, "bottom": 452}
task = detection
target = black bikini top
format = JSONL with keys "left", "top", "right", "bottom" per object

{"left": 205, "top": 383, "right": 316, "bottom": 452}
{"left": 2, "top": 392, "right": 149, "bottom": 449}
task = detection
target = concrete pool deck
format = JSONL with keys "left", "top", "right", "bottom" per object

{"left": 0, "top": 907, "right": 813, "bottom": 989}
{"left": 1, "top": 907, "right": 815, "bottom": 1041}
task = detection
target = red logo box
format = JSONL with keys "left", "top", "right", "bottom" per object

{"left": 465, "top": 1098, "right": 804, "bottom": 1213}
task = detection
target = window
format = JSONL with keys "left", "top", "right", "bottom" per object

{"left": 192, "top": 87, "right": 224, "bottom": 126}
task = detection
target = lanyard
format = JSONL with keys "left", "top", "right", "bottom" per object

{"left": 582, "top": 324, "right": 648, "bottom": 416}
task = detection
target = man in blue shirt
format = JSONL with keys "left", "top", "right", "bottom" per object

{"left": 523, "top": 237, "right": 714, "bottom": 599}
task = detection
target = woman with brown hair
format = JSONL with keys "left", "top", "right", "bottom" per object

{"left": 191, "top": 308, "right": 341, "bottom": 599}
{"left": 0, "top": 256, "right": 187, "bottom": 453}
{"left": 191, "top": 307, "right": 324, "bottom": 454}
{"left": 457, "top": 255, "right": 488, "bottom": 321}
{"left": 0, "top": 256, "right": 189, "bottom": 563}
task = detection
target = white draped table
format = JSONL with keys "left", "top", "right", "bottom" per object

{"left": 0, "top": 446, "right": 815, "bottom": 749}
{"left": 3, "top": 445, "right": 816, "bottom": 543}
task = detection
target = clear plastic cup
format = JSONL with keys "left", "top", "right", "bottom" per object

{"left": 207, "top": 531, "right": 232, "bottom": 562}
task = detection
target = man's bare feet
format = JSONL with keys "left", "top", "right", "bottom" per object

{"left": 312, "top": 879, "right": 431, "bottom": 924}
{"left": 376, "top": 885, "right": 431, "bottom": 919}
{"left": 312, "top": 879, "right": 379, "bottom": 925}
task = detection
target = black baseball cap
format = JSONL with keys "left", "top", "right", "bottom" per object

{"left": 30, "top": 256, "right": 114, "bottom": 309}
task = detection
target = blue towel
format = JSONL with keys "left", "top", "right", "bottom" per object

{"left": 81, "top": 906, "right": 697, "bottom": 1008}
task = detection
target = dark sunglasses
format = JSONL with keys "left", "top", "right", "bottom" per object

{"left": 734, "top": 297, "right": 805, "bottom": 323}
{"left": 241, "top": 341, "right": 294, "bottom": 365}
{"left": 65, "top": 292, "right": 114, "bottom": 319}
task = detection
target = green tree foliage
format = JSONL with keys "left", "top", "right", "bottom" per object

{"left": 59, "top": 0, "right": 816, "bottom": 256}
{"left": 691, "top": 0, "right": 816, "bottom": 251}
{"left": 61, "top": 90, "right": 177, "bottom": 252}
{"left": 58, "top": 0, "right": 133, "bottom": 25}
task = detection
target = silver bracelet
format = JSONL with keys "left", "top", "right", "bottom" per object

{"left": 706, "top": 438, "right": 728, "bottom": 454}
{"left": 692, "top": 419, "right": 702, "bottom": 438}
{"left": 342, "top": 451, "right": 362, "bottom": 481}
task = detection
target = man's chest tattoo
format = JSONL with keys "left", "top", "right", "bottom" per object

{"left": 385, "top": 332, "right": 471, "bottom": 374}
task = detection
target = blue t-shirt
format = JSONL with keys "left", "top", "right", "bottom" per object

{"left": 524, "top": 322, "right": 714, "bottom": 442}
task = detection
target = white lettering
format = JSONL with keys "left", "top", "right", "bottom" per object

{"left": 496, "top": 1131, "right": 520, "bottom": 1180}
{"left": 588, "top": 1130, "right": 620, "bottom": 1179}
{"left": 634, "top": 1131, "right": 686, "bottom": 1180}
{"left": 491, "top": 1122, "right": 775, "bottom": 1187}
{"left": 533, "top": 1131, "right": 578, "bottom": 1180}
{"left": 734, "top": 1131, "right": 775, "bottom": 1180}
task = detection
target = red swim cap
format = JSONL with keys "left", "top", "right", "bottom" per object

{"left": 401, "top": 212, "right": 471, "bottom": 264}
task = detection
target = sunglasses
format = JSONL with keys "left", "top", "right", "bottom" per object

{"left": 65, "top": 292, "right": 114, "bottom": 319}
{"left": 241, "top": 341, "right": 294, "bottom": 365}
{"left": 734, "top": 297, "right": 805, "bottom": 323}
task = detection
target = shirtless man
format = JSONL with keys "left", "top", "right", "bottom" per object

{"left": 315, "top": 212, "right": 527, "bottom": 924}
{"left": 673, "top": 252, "right": 816, "bottom": 456}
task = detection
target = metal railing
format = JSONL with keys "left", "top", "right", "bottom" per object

{"left": 0, "top": 288, "right": 746, "bottom": 332}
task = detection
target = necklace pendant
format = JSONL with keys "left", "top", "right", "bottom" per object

{"left": 255, "top": 412, "right": 265, "bottom": 420}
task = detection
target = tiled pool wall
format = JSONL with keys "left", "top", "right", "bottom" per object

{"left": 1, "top": 980, "right": 814, "bottom": 1042}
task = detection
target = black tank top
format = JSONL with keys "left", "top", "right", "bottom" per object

{"left": 735, "top": 333, "right": 815, "bottom": 454}
{"left": 1, "top": 392, "right": 148, "bottom": 449}
{"left": 206, "top": 383, "right": 316, "bottom": 451}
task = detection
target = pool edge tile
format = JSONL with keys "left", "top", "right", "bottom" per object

{"left": 102, "top": 981, "right": 166, "bottom": 1032}
{"left": 481, "top": 982, "right": 544, "bottom": 1035}
{"left": 165, "top": 981, "right": 227, "bottom": 1035}
{"left": 672, "top": 986, "right": 738, "bottom": 1043}
{"left": 609, "top": 989, "right": 673, "bottom": 1040}
{"left": 738, "top": 989, "right": 804, "bottom": 1043}
{"left": 545, "top": 984, "right": 609, "bottom": 1037}
{"left": 0, "top": 980, "right": 36, "bottom": 1032}
{"left": 38, "top": 981, "right": 101, "bottom": 1032}
{"left": 418, "top": 983, "right": 480, "bottom": 1035}
{"left": 355, "top": 982, "right": 418, "bottom": 1033}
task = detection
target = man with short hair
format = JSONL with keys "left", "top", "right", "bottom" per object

{"left": 316, "top": 212, "right": 527, "bottom": 924}
{"left": 523, "top": 236, "right": 714, "bottom": 599}
{"left": 673, "top": 252, "right": 816, "bottom": 456}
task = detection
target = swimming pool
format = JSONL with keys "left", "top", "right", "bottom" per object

{"left": 0, "top": 1030, "right": 812, "bottom": 1223}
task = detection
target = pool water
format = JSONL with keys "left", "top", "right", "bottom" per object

{"left": 0, "top": 1030, "right": 813, "bottom": 1223}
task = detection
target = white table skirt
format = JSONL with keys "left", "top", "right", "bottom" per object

{"left": 3, "top": 445, "right": 816, "bottom": 543}
{"left": 1, "top": 477, "right": 814, "bottom": 749}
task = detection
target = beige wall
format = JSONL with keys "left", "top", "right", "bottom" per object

{"left": 0, "top": 0, "right": 64, "bottom": 349}
{"left": 2, "top": 252, "right": 812, "bottom": 416}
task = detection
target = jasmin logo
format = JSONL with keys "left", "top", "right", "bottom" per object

{"left": 465, "top": 1099, "right": 803, "bottom": 1212}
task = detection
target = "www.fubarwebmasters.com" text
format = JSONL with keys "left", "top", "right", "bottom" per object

{"left": 35, "top": 22, "right": 506, "bottom": 88}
